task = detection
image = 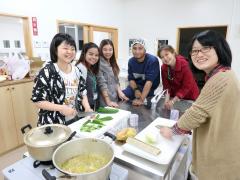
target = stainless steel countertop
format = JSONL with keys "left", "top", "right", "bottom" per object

{"left": 118, "top": 97, "right": 192, "bottom": 131}
{"left": 113, "top": 97, "right": 193, "bottom": 180}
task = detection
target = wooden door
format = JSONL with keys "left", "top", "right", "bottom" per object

{"left": 89, "top": 26, "right": 118, "bottom": 58}
{"left": 11, "top": 82, "right": 38, "bottom": 144}
{"left": 0, "top": 86, "right": 19, "bottom": 154}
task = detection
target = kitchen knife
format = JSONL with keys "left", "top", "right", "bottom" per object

{"left": 76, "top": 111, "right": 97, "bottom": 118}
{"left": 155, "top": 125, "right": 173, "bottom": 129}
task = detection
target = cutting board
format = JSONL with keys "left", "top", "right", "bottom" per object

{"left": 123, "top": 117, "right": 185, "bottom": 165}
{"left": 68, "top": 108, "right": 131, "bottom": 138}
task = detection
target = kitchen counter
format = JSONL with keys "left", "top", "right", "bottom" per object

{"left": 2, "top": 96, "right": 193, "bottom": 180}
{"left": 113, "top": 98, "right": 193, "bottom": 180}
{"left": 118, "top": 97, "right": 192, "bottom": 131}
{"left": 0, "top": 78, "right": 33, "bottom": 87}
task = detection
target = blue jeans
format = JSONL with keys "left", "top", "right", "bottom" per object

{"left": 122, "top": 85, "right": 154, "bottom": 100}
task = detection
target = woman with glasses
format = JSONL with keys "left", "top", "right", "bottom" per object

{"left": 160, "top": 30, "right": 240, "bottom": 179}
{"left": 158, "top": 45, "right": 199, "bottom": 110}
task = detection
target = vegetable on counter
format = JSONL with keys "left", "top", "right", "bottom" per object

{"left": 97, "top": 107, "right": 119, "bottom": 114}
{"left": 145, "top": 132, "right": 158, "bottom": 144}
{"left": 116, "top": 128, "right": 137, "bottom": 141}
{"left": 80, "top": 114, "right": 113, "bottom": 132}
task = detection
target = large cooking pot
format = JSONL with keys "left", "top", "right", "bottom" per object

{"left": 21, "top": 124, "right": 76, "bottom": 162}
{"left": 49, "top": 138, "right": 114, "bottom": 180}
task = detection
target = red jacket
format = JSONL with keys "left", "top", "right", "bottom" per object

{"left": 161, "top": 55, "right": 199, "bottom": 100}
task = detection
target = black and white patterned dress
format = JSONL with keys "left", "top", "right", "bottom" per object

{"left": 31, "top": 62, "right": 86, "bottom": 125}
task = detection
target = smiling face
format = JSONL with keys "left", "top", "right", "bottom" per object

{"left": 160, "top": 49, "right": 176, "bottom": 67}
{"left": 102, "top": 44, "right": 113, "bottom": 61}
{"left": 57, "top": 41, "right": 76, "bottom": 64}
{"left": 191, "top": 40, "right": 219, "bottom": 74}
{"left": 85, "top": 47, "right": 99, "bottom": 66}
{"left": 132, "top": 44, "right": 145, "bottom": 60}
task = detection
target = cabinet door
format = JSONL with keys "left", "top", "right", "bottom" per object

{"left": 0, "top": 86, "right": 19, "bottom": 154}
{"left": 10, "top": 82, "right": 38, "bottom": 144}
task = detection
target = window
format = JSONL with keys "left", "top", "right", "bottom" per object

{"left": 14, "top": 40, "right": 21, "bottom": 48}
{"left": 3, "top": 40, "right": 10, "bottom": 48}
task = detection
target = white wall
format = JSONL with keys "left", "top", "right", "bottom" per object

{"left": 121, "top": 0, "right": 240, "bottom": 77}
{"left": 1, "top": 0, "right": 240, "bottom": 77}
{"left": 0, "top": 16, "right": 25, "bottom": 54}
{"left": 0, "top": 0, "right": 124, "bottom": 61}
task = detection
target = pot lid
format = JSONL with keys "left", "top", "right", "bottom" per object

{"left": 24, "top": 124, "right": 72, "bottom": 147}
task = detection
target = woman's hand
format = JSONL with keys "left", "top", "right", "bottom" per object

{"left": 164, "top": 100, "right": 174, "bottom": 110}
{"left": 164, "top": 96, "right": 179, "bottom": 110}
{"left": 60, "top": 105, "right": 77, "bottom": 117}
{"left": 84, "top": 108, "right": 93, "bottom": 112}
{"left": 107, "top": 101, "right": 119, "bottom": 108}
{"left": 159, "top": 127, "right": 173, "bottom": 139}
{"left": 118, "top": 91, "right": 129, "bottom": 101}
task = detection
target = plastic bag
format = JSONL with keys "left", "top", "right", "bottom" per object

{"left": 6, "top": 53, "right": 30, "bottom": 80}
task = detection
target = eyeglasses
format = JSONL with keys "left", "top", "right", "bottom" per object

{"left": 190, "top": 46, "right": 212, "bottom": 57}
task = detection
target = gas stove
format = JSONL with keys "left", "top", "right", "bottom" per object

{"left": 2, "top": 156, "right": 128, "bottom": 180}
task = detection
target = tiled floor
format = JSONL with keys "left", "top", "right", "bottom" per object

{"left": 0, "top": 146, "right": 27, "bottom": 180}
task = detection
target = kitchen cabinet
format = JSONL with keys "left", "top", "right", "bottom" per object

{"left": 0, "top": 81, "right": 38, "bottom": 154}
{"left": 0, "top": 86, "right": 19, "bottom": 154}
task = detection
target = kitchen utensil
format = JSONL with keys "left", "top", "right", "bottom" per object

{"left": 123, "top": 117, "right": 185, "bottom": 164}
{"left": 21, "top": 124, "right": 76, "bottom": 162}
{"left": 50, "top": 138, "right": 114, "bottom": 180}
{"left": 76, "top": 111, "right": 97, "bottom": 118}
{"left": 126, "top": 137, "right": 161, "bottom": 156}
{"left": 2, "top": 155, "right": 128, "bottom": 180}
{"left": 42, "top": 169, "right": 71, "bottom": 179}
{"left": 155, "top": 125, "right": 169, "bottom": 129}
{"left": 68, "top": 108, "right": 131, "bottom": 138}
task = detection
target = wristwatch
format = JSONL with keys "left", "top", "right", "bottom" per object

{"left": 133, "top": 87, "right": 140, "bottom": 92}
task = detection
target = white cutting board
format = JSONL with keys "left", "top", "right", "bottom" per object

{"left": 123, "top": 117, "right": 185, "bottom": 165}
{"left": 69, "top": 108, "right": 131, "bottom": 138}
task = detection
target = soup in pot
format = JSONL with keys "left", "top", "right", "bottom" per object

{"left": 60, "top": 154, "right": 109, "bottom": 173}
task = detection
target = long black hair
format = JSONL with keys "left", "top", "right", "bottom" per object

{"left": 188, "top": 30, "right": 232, "bottom": 70}
{"left": 75, "top": 42, "right": 100, "bottom": 75}
{"left": 187, "top": 30, "right": 232, "bottom": 89}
